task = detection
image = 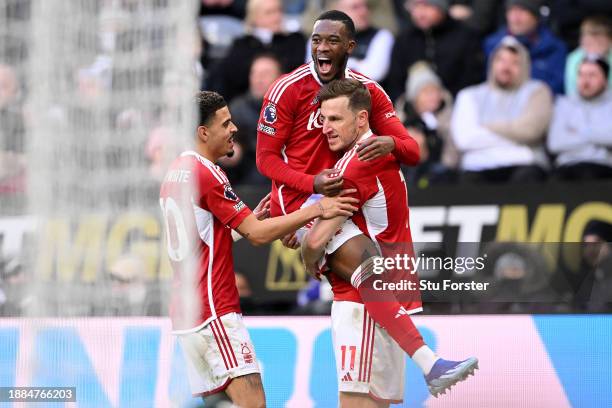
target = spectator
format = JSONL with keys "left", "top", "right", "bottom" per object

{"left": 551, "top": 220, "right": 612, "bottom": 311}
{"left": 223, "top": 53, "right": 282, "bottom": 185}
{"left": 448, "top": 0, "right": 505, "bottom": 35}
{"left": 208, "top": 0, "right": 306, "bottom": 102}
{"left": 396, "top": 61, "right": 458, "bottom": 186}
{"left": 564, "top": 15, "right": 612, "bottom": 97}
{"left": 582, "top": 221, "right": 612, "bottom": 312}
{"left": 451, "top": 36, "right": 553, "bottom": 183}
{"left": 0, "top": 64, "right": 26, "bottom": 193}
{"left": 333, "top": 0, "right": 395, "bottom": 81}
{"left": 386, "top": 0, "right": 484, "bottom": 100}
{"left": 549, "top": 0, "right": 612, "bottom": 50}
{"left": 484, "top": 0, "right": 567, "bottom": 95}
{"left": 548, "top": 55, "right": 612, "bottom": 180}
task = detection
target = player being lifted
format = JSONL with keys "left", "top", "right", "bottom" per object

{"left": 159, "top": 91, "right": 358, "bottom": 407}
{"left": 255, "top": 8, "right": 476, "bottom": 401}
{"left": 302, "top": 79, "right": 478, "bottom": 406}
{"left": 256, "top": 9, "right": 420, "bottom": 217}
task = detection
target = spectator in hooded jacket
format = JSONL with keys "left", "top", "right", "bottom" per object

{"left": 386, "top": 0, "right": 484, "bottom": 101}
{"left": 548, "top": 55, "right": 612, "bottom": 180}
{"left": 484, "top": 0, "right": 567, "bottom": 95}
{"left": 451, "top": 36, "right": 553, "bottom": 183}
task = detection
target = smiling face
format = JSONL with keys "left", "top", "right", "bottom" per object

{"left": 321, "top": 95, "right": 368, "bottom": 152}
{"left": 311, "top": 19, "right": 356, "bottom": 83}
{"left": 199, "top": 106, "right": 238, "bottom": 161}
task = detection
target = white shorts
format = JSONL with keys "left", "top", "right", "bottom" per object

{"left": 332, "top": 301, "right": 405, "bottom": 403}
{"left": 296, "top": 194, "right": 363, "bottom": 269}
{"left": 176, "top": 313, "right": 260, "bottom": 397}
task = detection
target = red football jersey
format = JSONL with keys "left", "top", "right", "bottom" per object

{"left": 256, "top": 62, "right": 417, "bottom": 217}
{"left": 159, "top": 151, "right": 251, "bottom": 332}
{"left": 327, "top": 131, "right": 421, "bottom": 311}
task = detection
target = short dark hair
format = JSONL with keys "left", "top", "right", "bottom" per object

{"left": 582, "top": 54, "right": 610, "bottom": 78}
{"left": 197, "top": 91, "right": 227, "bottom": 126}
{"left": 315, "top": 10, "right": 356, "bottom": 39}
{"left": 318, "top": 79, "right": 371, "bottom": 114}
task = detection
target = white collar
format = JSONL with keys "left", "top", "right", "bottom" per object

{"left": 181, "top": 150, "right": 214, "bottom": 166}
{"left": 357, "top": 129, "right": 373, "bottom": 143}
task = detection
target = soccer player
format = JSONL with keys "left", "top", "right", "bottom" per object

{"left": 256, "top": 9, "right": 420, "bottom": 218}
{"left": 159, "top": 91, "right": 359, "bottom": 407}
{"left": 302, "top": 79, "right": 478, "bottom": 405}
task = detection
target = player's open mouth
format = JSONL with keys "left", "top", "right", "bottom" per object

{"left": 317, "top": 57, "right": 333, "bottom": 75}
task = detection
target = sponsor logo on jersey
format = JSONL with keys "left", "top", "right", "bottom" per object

{"left": 233, "top": 201, "right": 246, "bottom": 211}
{"left": 341, "top": 372, "right": 353, "bottom": 382}
{"left": 384, "top": 111, "right": 397, "bottom": 119}
{"left": 307, "top": 109, "right": 323, "bottom": 130}
{"left": 224, "top": 184, "right": 239, "bottom": 201}
{"left": 310, "top": 96, "right": 319, "bottom": 106}
{"left": 258, "top": 122, "right": 276, "bottom": 136}
{"left": 263, "top": 103, "right": 277, "bottom": 124}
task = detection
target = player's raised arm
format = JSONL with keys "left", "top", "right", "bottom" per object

{"left": 235, "top": 191, "right": 358, "bottom": 246}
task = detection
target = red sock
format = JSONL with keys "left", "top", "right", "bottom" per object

{"left": 351, "top": 260, "right": 424, "bottom": 356}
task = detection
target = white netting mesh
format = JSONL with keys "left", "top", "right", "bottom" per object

{"left": 1, "top": 0, "right": 198, "bottom": 317}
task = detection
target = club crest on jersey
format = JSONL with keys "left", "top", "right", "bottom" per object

{"left": 224, "top": 184, "right": 239, "bottom": 201}
{"left": 263, "top": 103, "right": 277, "bottom": 124}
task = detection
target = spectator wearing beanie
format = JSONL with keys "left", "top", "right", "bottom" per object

{"left": 548, "top": 56, "right": 612, "bottom": 180}
{"left": 386, "top": 0, "right": 485, "bottom": 100}
{"left": 484, "top": 0, "right": 567, "bottom": 94}
{"left": 396, "top": 61, "right": 459, "bottom": 186}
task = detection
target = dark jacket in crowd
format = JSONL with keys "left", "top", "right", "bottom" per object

{"left": 209, "top": 32, "right": 306, "bottom": 102}
{"left": 484, "top": 24, "right": 568, "bottom": 95}
{"left": 386, "top": 16, "right": 485, "bottom": 100}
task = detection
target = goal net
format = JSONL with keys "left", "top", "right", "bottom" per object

{"left": 1, "top": 0, "right": 198, "bottom": 318}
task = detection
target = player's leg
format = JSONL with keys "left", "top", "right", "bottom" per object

{"left": 339, "top": 392, "right": 389, "bottom": 408}
{"left": 224, "top": 373, "right": 266, "bottom": 408}
{"left": 328, "top": 235, "right": 478, "bottom": 396}
{"left": 328, "top": 235, "right": 430, "bottom": 362}
{"left": 332, "top": 301, "right": 402, "bottom": 407}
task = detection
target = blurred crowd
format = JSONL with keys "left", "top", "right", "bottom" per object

{"left": 195, "top": 0, "right": 612, "bottom": 188}
{"left": 1, "top": 0, "right": 611, "bottom": 193}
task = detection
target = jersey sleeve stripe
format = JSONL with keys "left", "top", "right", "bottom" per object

{"left": 268, "top": 65, "right": 309, "bottom": 102}
{"left": 335, "top": 147, "right": 357, "bottom": 176}
{"left": 268, "top": 64, "right": 308, "bottom": 98}
{"left": 203, "top": 162, "right": 228, "bottom": 185}
{"left": 270, "top": 69, "right": 311, "bottom": 104}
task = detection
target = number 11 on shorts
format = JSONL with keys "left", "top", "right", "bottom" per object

{"left": 340, "top": 345, "right": 357, "bottom": 371}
